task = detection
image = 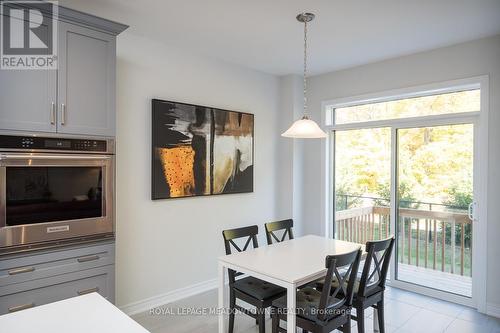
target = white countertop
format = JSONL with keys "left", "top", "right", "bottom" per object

{"left": 0, "top": 293, "right": 150, "bottom": 333}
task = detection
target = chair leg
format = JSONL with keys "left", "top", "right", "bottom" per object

{"left": 228, "top": 290, "right": 235, "bottom": 333}
{"left": 356, "top": 306, "right": 365, "bottom": 333}
{"left": 271, "top": 310, "right": 279, "bottom": 333}
{"left": 342, "top": 316, "right": 352, "bottom": 333}
{"left": 258, "top": 309, "right": 265, "bottom": 333}
{"left": 377, "top": 299, "right": 385, "bottom": 333}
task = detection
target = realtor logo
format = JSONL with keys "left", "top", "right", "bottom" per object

{"left": 1, "top": 1, "right": 58, "bottom": 69}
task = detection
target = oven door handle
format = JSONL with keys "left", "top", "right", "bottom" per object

{"left": 0, "top": 154, "right": 111, "bottom": 160}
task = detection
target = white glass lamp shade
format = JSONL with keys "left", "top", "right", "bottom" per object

{"left": 281, "top": 116, "right": 327, "bottom": 138}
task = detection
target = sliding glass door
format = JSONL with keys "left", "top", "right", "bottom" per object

{"left": 330, "top": 85, "right": 482, "bottom": 305}
{"left": 395, "top": 124, "right": 474, "bottom": 297}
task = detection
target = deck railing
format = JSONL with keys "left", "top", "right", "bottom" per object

{"left": 335, "top": 206, "right": 472, "bottom": 277}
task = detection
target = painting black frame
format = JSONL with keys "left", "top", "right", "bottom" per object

{"left": 151, "top": 99, "right": 255, "bottom": 200}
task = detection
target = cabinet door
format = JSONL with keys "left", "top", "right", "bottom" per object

{"left": 0, "top": 14, "right": 57, "bottom": 133}
{"left": 57, "top": 22, "right": 116, "bottom": 136}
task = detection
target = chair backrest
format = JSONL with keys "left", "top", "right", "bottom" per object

{"left": 357, "top": 236, "right": 395, "bottom": 298}
{"left": 265, "top": 219, "right": 294, "bottom": 245}
{"left": 317, "top": 248, "right": 362, "bottom": 321}
{"left": 222, "top": 225, "right": 259, "bottom": 283}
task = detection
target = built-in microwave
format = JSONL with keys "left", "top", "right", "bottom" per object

{"left": 0, "top": 135, "right": 115, "bottom": 253}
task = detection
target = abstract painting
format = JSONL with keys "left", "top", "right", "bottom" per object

{"left": 152, "top": 99, "right": 254, "bottom": 199}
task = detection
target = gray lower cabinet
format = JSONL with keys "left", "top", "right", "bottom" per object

{"left": 0, "top": 240, "right": 115, "bottom": 315}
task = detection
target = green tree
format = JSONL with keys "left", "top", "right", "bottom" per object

{"left": 444, "top": 183, "right": 473, "bottom": 247}
{"left": 335, "top": 182, "right": 362, "bottom": 211}
{"left": 375, "top": 181, "right": 417, "bottom": 208}
{"left": 444, "top": 183, "right": 473, "bottom": 209}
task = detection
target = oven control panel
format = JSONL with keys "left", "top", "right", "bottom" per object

{"left": 0, "top": 135, "right": 108, "bottom": 152}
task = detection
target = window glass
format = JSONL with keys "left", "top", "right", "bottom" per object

{"left": 334, "top": 89, "right": 480, "bottom": 125}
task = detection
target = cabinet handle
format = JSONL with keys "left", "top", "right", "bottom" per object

{"left": 61, "top": 103, "right": 66, "bottom": 125}
{"left": 8, "top": 266, "right": 35, "bottom": 275}
{"left": 77, "top": 255, "right": 100, "bottom": 263}
{"left": 8, "top": 303, "right": 34, "bottom": 313}
{"left": 77, "top": 287, "right": 99, "bottom": 296}
{"left": 50, "top": 102, "right": 56, "bottom": 125}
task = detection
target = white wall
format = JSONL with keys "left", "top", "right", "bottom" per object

{"left": 302, "top": 35, "right": 500, "bottom": 308}
{"left": 277, "top": 75, "right": 305, "bottom": 236}
{"left": 115, "top": 32, "right": 288, "bottom": 308}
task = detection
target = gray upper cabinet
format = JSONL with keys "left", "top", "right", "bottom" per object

{"left": 0, "top": 70, "right": 57, "bottom": 133}
{"left": 57, "top": 22, "right": 116, "bottom": 136}
{"left": 0, "top": 12, "right": 57, "bottom": 133}
{"left": 0, "top": 5, "right": 127, "bottom": 137}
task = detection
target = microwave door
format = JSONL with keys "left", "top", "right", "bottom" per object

{"left": 0, "top": 153, "right": 113, "bottom": 249}
{"left": 0, "top": 166, "right": 5, "bottom": 229}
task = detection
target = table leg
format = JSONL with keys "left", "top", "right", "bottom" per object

{"left": 286, "top": 284, "right": 296, "bottom": 333}
{"left": 218, "top": 262, "right": 226, "bottom": 333}
{"left": 373, "top": 307, "right": 379, "bottom": 333}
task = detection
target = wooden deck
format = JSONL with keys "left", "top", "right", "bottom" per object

{"left": 335, "top": 206, "right": 472, "bottom": 276}
{"left": 398, "top": 263, "right": 472, "bottom": 297}
{"left": 335, "top": 205, "right": 473, "bottom": 297}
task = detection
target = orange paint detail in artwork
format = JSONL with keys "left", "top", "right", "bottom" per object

{"left": 157, "top": 146, "right": 195, "bottom": 197}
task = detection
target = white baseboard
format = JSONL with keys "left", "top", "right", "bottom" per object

{"left": 120, "top": 278, "right": 218, "bottom": 316}
{"left": 487, "top": 302, "right": 500, "bottom": 319}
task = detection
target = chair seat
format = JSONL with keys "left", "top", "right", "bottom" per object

{"left": 233, "top": 276, "right": 285, "bottom": 301}
{"left": 272, "top": 287, "right": 347, "bottom": 323}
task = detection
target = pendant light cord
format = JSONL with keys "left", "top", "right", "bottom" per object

{"left": 282, "top": 13, "right": 326, "bottom": 138}
{"left": 303, "top": 19, "right": 308, "bottom": 118}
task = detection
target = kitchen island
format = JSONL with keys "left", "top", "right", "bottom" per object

{"left": 0, "top": 293, "right": 149, "bottom": 333}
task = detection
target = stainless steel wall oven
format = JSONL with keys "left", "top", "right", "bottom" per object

{"left": 0, "top": 135, "right": 114, "bottom": 252}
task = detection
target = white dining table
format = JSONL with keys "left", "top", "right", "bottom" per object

{"left": 218, "top": 234, "right": 380, "bottom": 333}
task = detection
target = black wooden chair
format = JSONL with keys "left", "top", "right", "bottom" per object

{"left": 222, "top": 225, "right": 286, "bottom": 333}
{"left": 271, "top": 248, "right": 362, "bottom": 333}
{"left": 265, "top": 219, "right": 294, "bottom": 245}
{"left": 316, "top": 237, "right": 395, "bottom": 333}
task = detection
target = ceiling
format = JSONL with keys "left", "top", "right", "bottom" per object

{"left": 60, "top": 0, "right": 500, "bottom": 76}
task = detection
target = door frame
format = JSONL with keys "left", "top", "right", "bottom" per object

{"left": 320, "top": 75, "right": 489, "bottom": 312}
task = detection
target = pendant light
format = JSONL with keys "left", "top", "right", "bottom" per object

{"left": 282, "top": 12, "right": 327, "bottom": 139}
